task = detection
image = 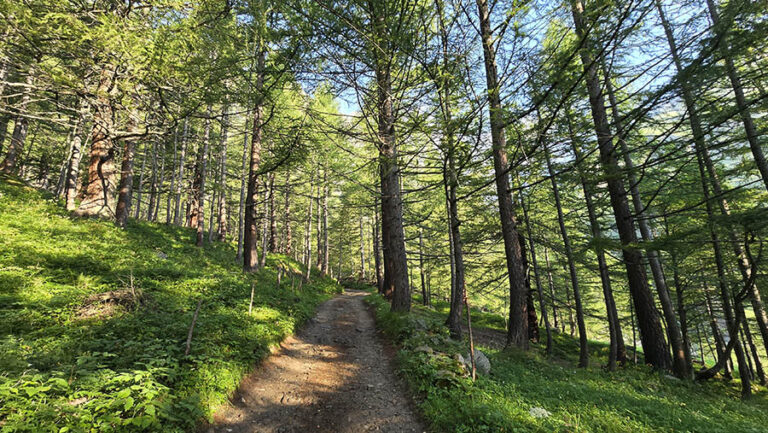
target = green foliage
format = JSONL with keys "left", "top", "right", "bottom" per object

{"left": 367, "top": 292, "right": 768, "bottom": 433}
{"left": 0, "top": 177, "right": 342, "bottom": 432}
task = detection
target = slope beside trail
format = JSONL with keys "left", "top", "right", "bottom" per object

{"left": 206, "top": 290, "right": 426, "bottom": 433}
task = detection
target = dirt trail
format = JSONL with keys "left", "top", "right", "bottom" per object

{"left": 208, "top": 290, "right": 425, "bottom": 433}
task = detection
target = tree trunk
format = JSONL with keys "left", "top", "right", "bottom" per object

{"left": 542, "top": 124, "right": 587, "bottom": 366}
{"left": 217, "top": 107, "right": 229, "bottom": 241}
{"left": 64, "top": 100, "right": 88, "bottom": 211}
{"left": 656, "top": 0, "right": 768, "bottom": 362}
{"left": 322, "top": 171, "right": 329, "bottom": 275}
{"left": 418, "top": 227, "right": 427, "bottom": 306}
{"left": 567, "top": 113, "right": 626, "bottom": 367}
{"left": 192, "top": 107, "right": 212, "bottom": 247}
{"left": 147, "top": 138, "right": 160, "bottom": 221}
{"left": 602, "top": 63, "right": 689, "bottom": 378}
{"left": 1, "top": 68, "right": 33, "bottom": 175}
{"left": 373, "top": 198, "right": 383, "bottom": 293}
{"left": 369, "top": 2, "right": 410, "bottom": 311}
{"left": 166, "top": 126, "right": 178, "bottom": 224}
{"left": 237, "top": 121, "right": 249, "bottom": 260}
{"left": 304, "top": 172, "right": 314, "bottom": 282}
{"left": 570, "top": 0, "right": 670, "bottom": 370}
{"left": 521, "top": 193, "right": 552, "bottom": 355}
{"left": 360, "top": 216, "right": 367, "bottom": 280}
{"left": 260, "top": 182, "right": 269, "bottom": 268}
{"left": 134, "top": 142, "right": 147, "bottom": 219}
{"left": 543, "top": 246, "right": 560, "bottom": 332}
{"left": 174, "top": 119, "right": 189, "bottom": 225}
{"left": 283, "top": 170, "right": 292, "bottom": 255}
{"left": 74, "top": 65, "right": 117, "bottom": 219}
{"left": 475, "top": 0, "right": 528, "bottom": 348}
{"left": 115, "top": 111, "right": 139, "bottom": 228}
{"left": 244, "top": 47, "right": 266, "bottom": 271}
{"left": 268, "top": 172, "right": 277, "bottom": 251}
{"left": 705, "top": 0, "right": 768, "bottom": 192}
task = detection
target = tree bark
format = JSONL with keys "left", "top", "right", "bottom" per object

{"left": 570, "top": 0, "right": 670, "bottom": 370}
{"left": 64, "top": 99, "right": 88, "bottom": 211}
{"left": 283, "top": 170, "right": 292, "bottom": 255}
{"left": 147, "top": 138, "right": 160, "bottom": 221}
{"left": 217, "top": 107, "right": 229, "bottom": 241}
{"left": 115, "top": 113, "right": 139, "bottom": 228}
{"left": 543, "top": 138, "right": 588, "bottom": 366}
{"left": 244, "top": 47, "right": 266, "bottom": 271}
{"left": 192, "top": 107, "right": 212, "bottom": 247}
{"left": 521, "top": 193, "right": 552, "bottom": 354}
{"left": 174, "top": 119, "right": 189, "bottom": 225}
{"left": 475, "top": 0, "right": 528, "bottom": 348}
{"left": 373, "top": 198, "right": 383, "bottom": 293}
{"left": 237, "top": 121, "right": 249, "bottom": 260}
{"left": 166, "top": 126, "right": 178, "bottom": 224}
{"left": 322, "top": 171, "right": 329, "bottom": 275}
{"left": 74, "top": 65, "right": 117, "bottom": 219}
{"left": 268, "top": 172, "right": 277, "bottom": 251}
{"left": 303, "top": 172, "right": 314, "bottom": 282}
{"left": 369, "top": 1, "right": 410, "bottom": 311}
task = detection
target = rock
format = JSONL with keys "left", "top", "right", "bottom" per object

{"left": 461, "top": 349, "right": 491, "bottom": 375}
{"left": 413, "top": 345, "right": 433, "bottom": 354}
{"left": 529, "top": 407, "right": 551, "bottom": 418}
{"left": 155, "top": 251, "right": 168, "bottom": 259}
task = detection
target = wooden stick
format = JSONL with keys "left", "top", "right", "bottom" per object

{"left": 184, "top": 298, "right": 203, "bottom": 356}
{"left": 248, "top": 282, "right": 255, "bottom": 314}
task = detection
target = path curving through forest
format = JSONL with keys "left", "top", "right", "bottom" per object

{"left": 206, "top": 290, "right": 425, "bottom": 433}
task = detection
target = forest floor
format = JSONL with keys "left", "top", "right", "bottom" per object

{"left": 207, "top": 290, "right": 425, "bottom": 433}
{"left": 367, "top": 294, "right": 768, "bottom": 432}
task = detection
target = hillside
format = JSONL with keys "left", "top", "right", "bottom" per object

{"left": 367, "top": 295, "right": 768, "bottom": 433}
{"left": 0, "top": 177, "right": 342, "bottom": 432}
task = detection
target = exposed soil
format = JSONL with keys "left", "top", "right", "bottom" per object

{"left": 206, "top": 290, "right": 426, "bottom": 433}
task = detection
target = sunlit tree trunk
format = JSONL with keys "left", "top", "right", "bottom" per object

{"left": 74, "top": 65, "right": 117, "bottom": 219}
{"left": 570, "top": 0, "right": 670, "bottom": 370}
{"left": 475, "top": 0, "right": 528, "bottom": 348}
{"left": 244, "top": 47, "right": 266, "bottom": 271}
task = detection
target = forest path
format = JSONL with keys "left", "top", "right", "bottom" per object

{"left": 206, "top": 290, "right": 426, "bottom": 433}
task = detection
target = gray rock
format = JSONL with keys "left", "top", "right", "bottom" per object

{"left": 155, "top": 251, "right": 168, "bottom": 259}
{"left": 460, "top": 349, "right": 491, "bottom": 375}
{"left": 413, "top": 345, "right": 433, "bottom": 354}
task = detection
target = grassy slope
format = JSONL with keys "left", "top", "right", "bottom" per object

{"left": 368, "top": 294, "right": 768, "bottom": 433}
{"left": 0, "top": 176, "right": 341, "bottom": 432}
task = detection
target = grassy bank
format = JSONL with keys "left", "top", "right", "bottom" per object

{"left": 0, "top": 176, "right": 342, "bottom": 432}
{"left": 367, "top": 293, "right": 768, "bottom": 432}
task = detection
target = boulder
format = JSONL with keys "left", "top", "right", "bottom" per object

{"left": 460, "top": 349, "right": 491, "bottom": 375}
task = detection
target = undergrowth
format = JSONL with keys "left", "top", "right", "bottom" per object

{"left": 367, "top": 293, "right": 768, "bottom": 433}
{"left": 0, "top": 176, "right": 342, "bottom": 432}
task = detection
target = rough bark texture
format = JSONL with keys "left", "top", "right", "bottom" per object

{"left": 74, "top": 65, "right": 117, "bottom": 219}
{"left": 244, "top": 49, "right": 266, "bottom": 272}
{"left": 372, "top": 199, "right": 383, "bottom": 294}
{"left": 371, "top": 2, "right": 410, "bottom": 312}
{"left": 115, "top": 117, "right": 138, "bottom": 228}
{"left": 283, "top": 170, "right": 292, "bottom": 255}
{"left": 476, "top": 0, "right": 528, "bottom": 349}
{"left": 570, "top": 0, "right": 670, "bottom": 370}
{"left": 268, "top": 172, "right": 277, "bottom": 251}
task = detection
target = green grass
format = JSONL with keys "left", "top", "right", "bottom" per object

{"left": 0, "top": 176, "right": 342, "bottom": 432}
{"left": 368, "top": 293, "right": 768, "bottom": 433}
